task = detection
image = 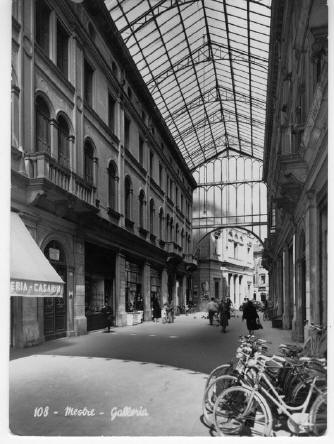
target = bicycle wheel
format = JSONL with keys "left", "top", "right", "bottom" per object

{"left": 310, "top": 392, "right": 327, "bottom": 436}
{"left": 204, "top": 363, "right": 233, "bottom": 390}
{"left": 214, "top": 386, "right": 273, "bottom": 436}
{"left": 290, "top": 377, "right": 327, "bottom": 406}
{"left": 202, "top": 374, "right": 238, "bottom": 427}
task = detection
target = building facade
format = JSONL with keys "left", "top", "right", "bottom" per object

{"left": 192, "top": 228, "right": 255, "bottom": 309}
{"left": 253, "top": 242, "right": 269, "bottom": 303}
{"left": 263, "top": 0, "right": 327, "bottom": 341}
{"left": 11, "top": 0, "right": 196, "bottom": 347}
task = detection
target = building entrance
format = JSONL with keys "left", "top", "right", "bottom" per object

{"left": 43, "top": 241, "right": 67, "bottom": 340}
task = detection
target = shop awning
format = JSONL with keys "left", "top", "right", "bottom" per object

{"left": 10, "top": 212, "right": 64, "bottom": 297}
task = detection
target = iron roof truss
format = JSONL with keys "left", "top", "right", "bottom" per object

{"left": 105, "top": 0, "right": 271, "bottom": 170}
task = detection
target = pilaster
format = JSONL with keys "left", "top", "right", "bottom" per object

{"left": 115, "top": 252, "right": 127, "bottom": 326}
{"left": 142, "top": 263, "right": 151, "bottom": 321}
{"left": 73, "top": 236, "right": 87, "bottom": 335}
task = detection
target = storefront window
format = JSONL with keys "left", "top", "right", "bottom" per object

{"left": 125, "top": 261, "right": 142, "bottom": 312}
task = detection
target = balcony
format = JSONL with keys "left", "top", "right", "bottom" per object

{"left": 24, "top": 152, "right": 98, "bottom": 216}
{"left": 183, "top": 253, "right": 198, "bottom": 271}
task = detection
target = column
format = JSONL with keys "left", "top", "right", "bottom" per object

{"left": 277, "top": 256, "right": 283, "bottom": 316}
{"left": 115, "top": 252, "right": 127, "bottom": 326}
{"left": 282, "top": 246, "right": 290, "bottom": 329}
{"left": 235, "top": 274, "right": 239, "bottom": 306}
{"left": 182, "top": 275, "right": 187, "bottom": 307}
{"left": 161, "top": 268, "right": 168, "bottom": 304}
{"left": 291, "top": 234, "right": 298, "bottom": 341}
{"left": 73, "top": 237, "right": 87, "bottom": 335}
{"left": 230, "top": 275, "right": 235, "bottom": 304}
{"left": 142, "top": 263, "right": 151, "bottom": 321}
{"left": 305, "top": 191, "right": 318, "bottom": 325}
{"left": 66, "top": 266, "right": 75, "bottom": 337}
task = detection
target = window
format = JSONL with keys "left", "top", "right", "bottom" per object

{"left": 175, "top": 223, "right": 179, "bottom": 244}
{"left": 35, "top": 96, "right": 50, "bottom": 153}
{"left": 84, "top": 59, "right": 94, "bottom": 106}
{"left": 260, "top": 274, "right": 266, "bottom": 285}
{"left": 139, "top": 190, "right": 145, "bottom": 228}
{"left": 181, "top": 194, "right": 184, "bottom": 213}
{"left": 108, "top": 162, "right": 117, "bottom": 210}
{"left": 169, "top": 219, "right": 173, "bottom": 243}
{"left": 233, "top": 242, "right": 238, "bottom": 259}
{"left": 57, "top": 115, "right": 70, "bottom": 167}
{"left": 56, "top": 20, "right": 69, "bottom": 77}
{"left": 127, "top": 87, "right": 132, "bottom": 101}
{"left": 108, "top": 94, "right": 115, "bottom": 132}
{"left": 166, "top": 175, "right": 170, "bottom": 198}
{"left": 124, "top": 176, "right": 132, "bottom": 220}
{"left": 84, "top": 141, "right": 94, "bottom": 184}
{"left": 124, "top": 116, "right": 130, "bottom": 149}
{"left": 35, "top": 0, "right": 51, "bottom": 55}
{"left": 175, "top": 187, "right": 179, "bottom": 207}
{"left": 149, "top": 151, "right": 154, "bottom": 177}
{"left": 166, "top": 214, "right": 170, "bottom": 242}
{"left": 159, "top": 163, "right": 163, "bottom": 188}
{"left": 149, "top": 199, "right": 155, "bottom": 234}
{"left": 170, "top": 180, "right": 173, "bottom": 200}
{"left": 139, "top": 137, "right": 144, "bottom": 166}
{"left": 159, "top": 208, "right": 163, "bottom": 239}
{"left": 142, "top": 111, "right": 146, "bottom": 123}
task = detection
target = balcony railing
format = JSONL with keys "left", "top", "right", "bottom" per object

{"left": 25, "top": 152, "right": 96, "bottom": 207}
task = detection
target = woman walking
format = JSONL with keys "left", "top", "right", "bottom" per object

{"left": 242, "top": 299, "right": 259, "bottom": 335}
{"left": 152, "top": 296, "right": 161, "bottom": 323}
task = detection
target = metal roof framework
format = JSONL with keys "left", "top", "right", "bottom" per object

{"left": 105, "top": 0, "right": 271, "bottom": 172}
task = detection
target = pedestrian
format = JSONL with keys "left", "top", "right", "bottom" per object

{"left": 152, "top": 296, "right": 161, "bottom": 323}
{"left": 166, "top": 300, "right": 174, "bottom": 323}
{"left": 207, "top": 298, "right": 219, "bottom": 325}
{"left": 218, "top": 299, "right": 230, "bottom": 333}
{"left": 242, "top": 299, "right": 259, "bottom": 335}
{"left": 161, "top": 303, "right": 168, "bottom": 323}
{"left": 101, "top": 302, "right": 113, "bottom": 333}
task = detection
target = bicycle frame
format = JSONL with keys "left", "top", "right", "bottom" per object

{"left": 241, "top": 367, "right": 320, "bottom": 428}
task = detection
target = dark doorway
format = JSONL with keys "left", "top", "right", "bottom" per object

{"left": 44, "top": 241, "right": 67, "bottom": 340}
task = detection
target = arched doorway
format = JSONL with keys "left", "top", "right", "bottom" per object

{"left": 44, "top": 240, "right": 67, "bottom": 339}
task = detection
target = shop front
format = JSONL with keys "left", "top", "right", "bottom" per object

{"left": 85, "top": 242, "right": 115, "bottom": 331}
{"left": 10, "top": 212, "right": 65, "bottom": 347}
{"left": 125, "top": 260, "right": 143, "bottom": 325}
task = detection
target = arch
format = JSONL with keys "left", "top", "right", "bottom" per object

{"left": 35, "top": 94, "right": 51, "bottom": 153}
{"left": 57, "top": 113, "right": 71, "bottom": 167}
{"left": 139, "top": 189, "right": 146, "bottom": 228}
{"left": 107, "top": 160, "right": 118, "bottom": 210}
{"left": 149, "top": 198, "right": 155, "bottom": 234}
{"left": 55, "top": 110, "right": 74, "bottom": 135}
{"left": 35, "top": 90, "right": 55, "bottom": 118}
{"left": 124, "top": 175, "right": 133, "bottom": 220}
{"left": 84, "top": 138, "right": 95, "bottom": 184}
{"left": 159, "top": 207, "right": 164, "bottom": 240}
{"left": 39, "top": 232, "right": 74, "bottom": 267}
{"left": 193, "top": 225, "right": 263, "bottom": 256}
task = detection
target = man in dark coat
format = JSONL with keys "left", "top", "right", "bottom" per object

{"left": 218, "top": 299, "right": 230, "bottom": 333}
{"left": 242, "top": 299, "right": 259, "bottom": 335}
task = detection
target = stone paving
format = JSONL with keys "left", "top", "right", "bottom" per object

{"left": 8, "top": 312, "right": 323, "bottom": 439}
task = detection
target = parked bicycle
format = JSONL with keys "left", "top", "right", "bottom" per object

{"left": 213, "top": 352, "right": 327, "bottom": 436}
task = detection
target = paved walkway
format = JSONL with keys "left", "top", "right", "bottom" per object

{"left": 9, "top": 312, "right": 300, "bottom": 437}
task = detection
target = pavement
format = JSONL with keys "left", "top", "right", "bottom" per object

{"left": 8, "top": 311, "right": 301, "bottom": 437}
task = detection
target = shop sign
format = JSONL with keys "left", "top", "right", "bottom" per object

{"left": 49, "top": 248, "right": 60, "bottom": 261}
{"left": 10, "top": 279, "right": 63, "bottom": 297}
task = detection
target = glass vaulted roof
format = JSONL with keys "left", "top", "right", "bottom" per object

{"left": 105, "top": 0, "right": 271, "bottom": 171}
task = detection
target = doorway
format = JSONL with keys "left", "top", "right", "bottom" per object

{"left": 43, "top": 241, "right": 67, "bottom": 340}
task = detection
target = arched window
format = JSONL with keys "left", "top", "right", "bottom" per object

{"left": 36, "top": 96, "right": 50, "bottom": 153}
{"left": 159, "top": 208, "right": 164, "bottom": 240}
{"left": 84, "top": 140, "right": 94, "bottom": 184}
{"left": 124, "top": 176, "right": 132, "bottom": 220}
{"left": 166, "top": 214, "right": 170, "bottom": 242}
{"left": 170, "top": 218, "right": 173, "bottom": 244}
{"left": 149, "top": 199, "right": 155, "bottom": 234}
{"left": 139, "top": 190, "right": 145, "bottom": 228}
{"left": 57, "top": 115, "right": 70, "bottom": 167}
{"left": 108, "top": 161, "right": 118, "bottom": 210}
